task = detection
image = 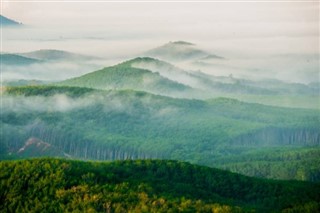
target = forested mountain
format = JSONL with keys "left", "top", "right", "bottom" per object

{"left": 128, "top": 57, "right": 317, "bottom": 96}
{"left": 59, "top": 59, "right": 194, "bottom": 97}
{"left": 1, "top": 86, "right": 319, "bottom": 181}
{"left": 2, "top": 3, "right": 319, "bottom": 212}
{"left": 1, "top": 158, "right": 319, "bottom": 212}
{"left": 57, "top": 57, "right": 318, "bottom": 108}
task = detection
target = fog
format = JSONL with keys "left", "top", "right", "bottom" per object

{"left": 1, "top": 91, "right": 179, "bottom": 119}
{"left": 1, "top": 60, "right": 109, "bottom": 81}
{"left": 1, "top": 94, "right": 94, "bottom": 113}
{"left": 1, "top": 2, "right": 319, "bottom": 84}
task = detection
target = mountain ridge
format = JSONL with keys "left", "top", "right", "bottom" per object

{"left": 58, "top": 58, "right": 194, "bottom": 96}
{"left": 143, "top": 41, "right": 224, "bottom": 62}
{"left": 18, "top": 49, "right": 100, "bottom": 61}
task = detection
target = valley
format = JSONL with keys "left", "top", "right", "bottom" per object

{"left": 1, "top": 4, "right": 319, "bottom": 211}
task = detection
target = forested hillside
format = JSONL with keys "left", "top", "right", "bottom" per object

{"left": 1, "top": 86, "right": 319, "bottom": 181}
{"left": 59, "top": 59, "right": 193, "bottom": 97}
{"left": 1, "top": 158, "right": 319, "bottom": 212}
{"left": 59, "top": 57, "right": 319, "bottom": 108}
{"left": 2, "top": 4, "right": 319, "bottom": 213}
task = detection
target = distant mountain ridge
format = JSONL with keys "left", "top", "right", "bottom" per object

{"left": 144, "top": 41, "right": 224, "bottom": 62}
{"left": 58, "top": 56, "right": 318, "bottom": 100}
{"left": 19, "top": 49, "right": 99, "bottom": 61}
{"left": 1, "top": 53, "right": 41, "bottom": 65}
{"left": 0, "top": 15, "right": 22, "bottom": 26}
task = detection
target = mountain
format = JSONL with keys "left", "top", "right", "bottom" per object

{"left": 129, "top": 57, "right": 277, "bottom": 95}
{"left": 143, "top": 41, "right": 224, "bottom": 62}
{"left": 122, "top": 57, "right": 318, "bottom": 105}
{"left": 58, "top": 57, "right": 280, "bottom": 98}
{"left": 0, "top": 15, "right": 22, "bottom": 26}
{"left": 18, "top": 49, "right": 100, "bottom": 61}
{"left": 59, "top": 58, "right": 194, "bottom": 96}
{"left": 1, "top": 54, "right": 41, "bottom": 66}
{"left": 2, "top": 85, "right": 319, "bottom": 181}
{"left": 1, "top": 158, "right": 319, "bottom": 212}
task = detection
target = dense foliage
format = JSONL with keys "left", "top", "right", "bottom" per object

{"left": 5, "top": 85, "right": 95, "bottom": 97}
{"left": 1, "top": 158, "right": 319, "bottom": 212}
{"left": 58, "top": 57, "right": 319, "bottom": 108}
{"left": 59, "top": 60, "right": 192, "bottom": 95}
{"left": 1, "top": 86, "right": 319, "bottom": 181}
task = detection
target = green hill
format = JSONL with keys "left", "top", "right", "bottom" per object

{"left": 1, "top": 158, "right": 319, "bottom": 212}
{"left": 59, "top": 58, "right": 193, "bottom": 96}
{"left": 1, "top": 54, "right": 41, "bottom": 66}
{"left": 129, "top": 57, "right": 278, "bottom": 95}
{"left": 2, "top": 86, "right": 319, "bottom": 181}
{"left": 58, "top": 57, "right": 318, "bottom": 108}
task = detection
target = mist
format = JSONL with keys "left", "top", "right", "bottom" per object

{"left": 1, "top": 2, "right": 319, "bottom": 84}
{"left": 1, "top": 91, "right": 180, "bottom": 118}
{"left": 1, "top": 60, "right": 108, "bottom": 81}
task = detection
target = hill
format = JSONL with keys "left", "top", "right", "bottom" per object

{"left": 1, "top": 158, "right": 319, "bottom": 212}
{"left": 0, "top": 15, "right": 22, "bottom": 26}
{"left": 103, "top": 57, "right": 318, "bottom": 107}
{"left": 2, "top": 86, "right": 319, "bottom": 181}
{"left": 128, "top": 57, "right": 279, "bottom": 95}
{"left": 1, "top": 54, "right": 41, "bottom": 66}
{"left": 143, "top": 41, "right": 224, "bottom": 62}
{"left": 18, "top": 49, "right": 99, "bottom": 61}
{"left": 59, "top": 58, "right": 193, "bottom": 96}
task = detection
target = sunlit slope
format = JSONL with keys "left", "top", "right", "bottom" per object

{"left": 1, "top": 158, "right": 319, "bottom": 212}
{"left": 2, "top": 86, "right": 319, "bottom": 181}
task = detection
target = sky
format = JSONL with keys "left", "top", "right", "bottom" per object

{"left": 1, "top": 1, "right": 319, "bottom": 82}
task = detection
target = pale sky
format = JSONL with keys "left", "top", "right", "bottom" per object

{"left": 1, "top": 1, "right": 319, "bottom": 83}
{"left": 2, "top": 2, "right": 319, "bottom": 55}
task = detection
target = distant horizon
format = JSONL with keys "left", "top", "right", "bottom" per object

{"left": 1, "top": 2, "right": 319, "bottom": 84}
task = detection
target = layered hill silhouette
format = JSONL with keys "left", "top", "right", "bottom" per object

{"left": 18, "top": 49, "right": 100, "bottom": 61}
{"left": 144, "top": 41, "right": 224, "bottom": 62}
{"left": 1, "top": 54, "right": 41, "bottom": 66}
{"left": 59, "top": 57, "right": 317, "bottom": 101}
{"left": 59, "top": 58, "right": 194, "bottom": 96}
